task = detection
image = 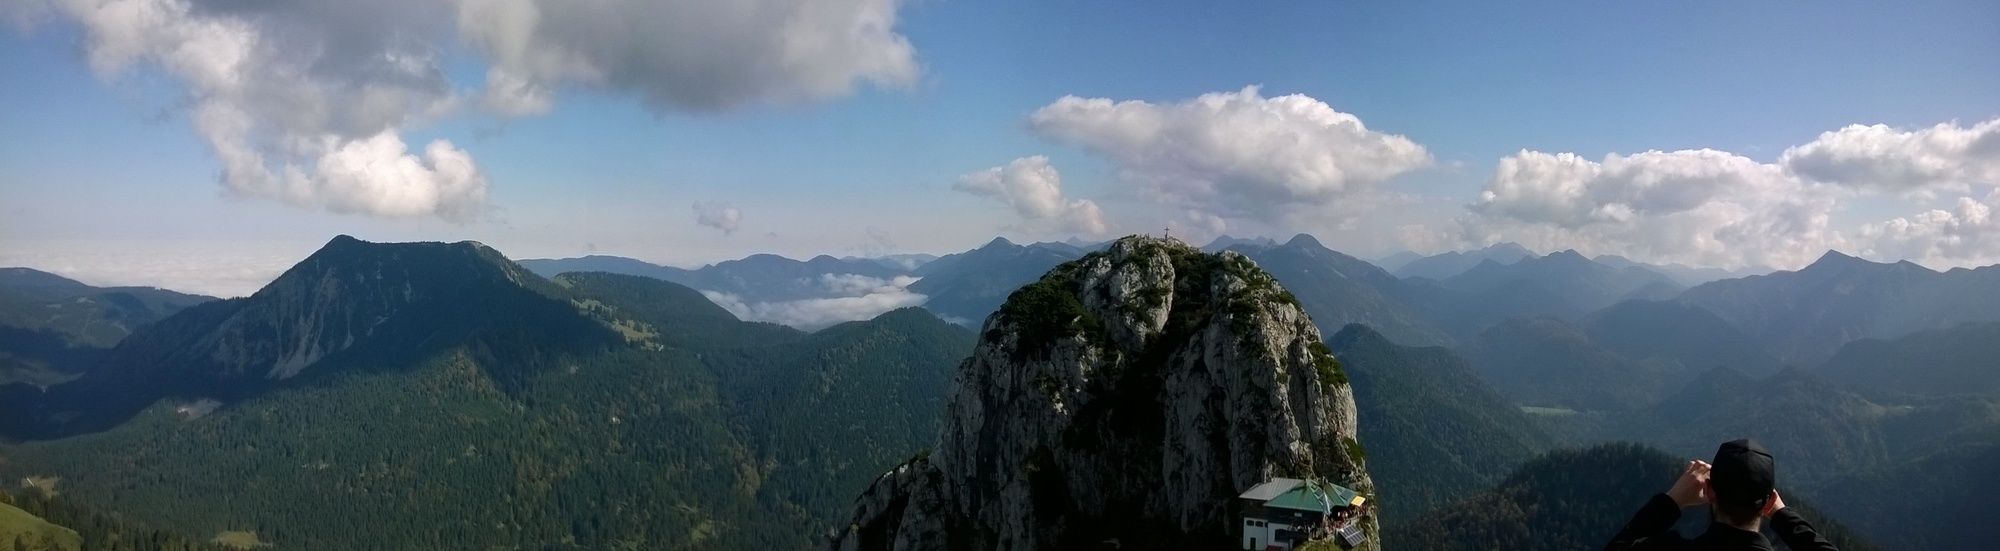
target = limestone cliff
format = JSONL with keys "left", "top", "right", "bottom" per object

{"left": 830, "top": 235, "right": 1378, "bottom": 550}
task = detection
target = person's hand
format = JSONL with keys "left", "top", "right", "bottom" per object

{"left": 1666, "top": 460, "right": 1711, "bottom": 508}
{"left": 1763, "top": 489, "right": 1786, "bottom": 517}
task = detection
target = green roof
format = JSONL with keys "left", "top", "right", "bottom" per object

{"left": 1262, "top": 480, "right": 1361, "bottom": 513}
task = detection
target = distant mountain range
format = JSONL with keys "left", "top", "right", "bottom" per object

{"left": 1392, "top": 242, "right": 1536, "bottom": 281}
{"left": 512, "top": 236, "right": 1774, "bottom": 347}
{"left": 1681, "top": 250, "right": 2000, "bottom": 365}
{"left": 1230, "top": 234, "right": 1455, "bottom": 346}
{"left": 1200, "top": 234, "right": 1279, "bottom": 252}
{"left": 1592, "top": 254, "right": 1768, "bottom": 287}
{"left": 1420, "top": 250, "right": 1682, "bottom": 338}
{"left": 521, "top": 252, "right": 904, "bottom": 303}
{"left": 905, "top": 237, "right": 1084, "bottom": 325}
{"left": 1372, "top": 250, "right": 1425, "bottom": 272}
{"left": 1382, "top": 242, "right": 1761, "bottom": 286}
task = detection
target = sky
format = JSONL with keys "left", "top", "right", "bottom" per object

{"left": 1, "top": 0, "right": 1998, "bottom": 298}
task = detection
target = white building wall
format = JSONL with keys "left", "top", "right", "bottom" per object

{"left": 1240, "top": 518, "right": 1294, "bottom": 551}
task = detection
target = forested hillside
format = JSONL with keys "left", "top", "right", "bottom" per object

{"left": 1329, "top": 324, "right": 1551, "bottom": 523}
{"left": 1818, "top": 322, "right": 2000, "bottom": 397}
{"left": 0, "top": 238, "right": 975, "bottom": 550}
{"left": 1457, "top": 317, "right": 1682, "bottom": 410}
{"left": 1811, "top": 433, "right": 2000, "bottom": 549}
{"left": 0, "top": 268, "right": 213, "bottom": 349}
{"left": 0, "top": 268, "right": 213, "bottom": 387}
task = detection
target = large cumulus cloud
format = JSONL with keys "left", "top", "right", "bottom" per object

{"left": 1457, "top": 117, "right": 2000, "bottom": 270}
{"left": 1028, "top": 86, "right": 1430, "bottom": 218}
{"left": 1782, "top": 119, "right": 2000, "bottom": 194}
{"left": 953, "top": 156, "right": 1108, "bottom": 236}
{"left": 1856, "top": 191, "right": 2000, "bottom": 267}
{"left": 10, "top": 0, "right": 920, "bottom": 221}
{"left": 37, "top": 0, "right": 483, "bottom": 221}
{"left": 1466, "top": 149, "right": 1838, "bottom": 269}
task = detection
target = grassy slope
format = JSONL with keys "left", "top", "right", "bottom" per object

{"left": 0, "top": 502, "right": 81, "bottom": 551}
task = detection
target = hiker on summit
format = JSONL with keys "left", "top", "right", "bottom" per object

{"left": 1605, "top": 439, "right": 1839, "bottom": 551}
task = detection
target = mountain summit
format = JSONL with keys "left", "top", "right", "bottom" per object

{"left": 829, "top": 235, "right": 1377, "bottom": 550}
{"left": 4, "top": 235, "right": 617, "bottom": 437}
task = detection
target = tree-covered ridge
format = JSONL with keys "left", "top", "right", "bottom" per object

{"left": 1329, "top": 324, "right": 1551, "bottom": 523}
{"left": 1818, "top": 321, "right": 2000, "bottom": 398}
{"left": 554, "top": 271, "right": 803, "bottom": 351}
{"left": 705, "top": 307, "right": 974, "bottom": 530}
{"left": 1391, "top": 443, "right": 1876, "bottom": 551}
{"left": 1457, "top": 316, "right": 1684, "bottom": 411}
{"left": 0, "top": 237, "right": 977, "bottom": 550}
{"left": 0, "top": 267, "right": 214, "bottom": 350}
{"left": 0, "top": 268, "right": 214, "bottom": 388}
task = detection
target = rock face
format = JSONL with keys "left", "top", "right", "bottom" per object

{"left": 830, "top": 236, "right": 1378, "bottom": 550}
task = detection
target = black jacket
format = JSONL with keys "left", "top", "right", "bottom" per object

{"left": 1605, "top": 494, "right": 1840, "bottom": 551}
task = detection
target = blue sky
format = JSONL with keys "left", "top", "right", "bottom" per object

{"left": 2, "top": 0, "right": 1998, "bottom": 296}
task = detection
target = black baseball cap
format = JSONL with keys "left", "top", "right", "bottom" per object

{"left": 1709, "top": 439, "right": 1775, "bottom": 508}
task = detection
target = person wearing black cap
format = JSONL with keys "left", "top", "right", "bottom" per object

{"left": 1604, "top": 439, "right": 1840, "bottom": 550}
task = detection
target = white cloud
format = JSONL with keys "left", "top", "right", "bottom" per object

{"left": 1857, "top": 190, "right": 2000, "bottom": 268}
{"left": 1782, "top": 118, "right": 2000, "bottom": 193}
{"left": 455, "top": 0, "right": 918, "bottom": 113}
{"left": 308, "top": 132, "right": 489, "bottom": 221}
{"left": 1028, "top": 86, "right": 1431, "bottom": 216}
{"left": 480, "top": 66, "right": 555, "bottom": 116}
{"left": 693, "top": 202, "right": 743, "bottom": 234}
{"left": 17, "top": 0, "right": 921, "bottom": 221}
{"left": 1467, "top": 149, "right": 1838, "bottom": 269}
{"left": 954, "top": 156, "right": 1108, "bottom": 235}
{"left": 38, "top": 0, "right": 483, "bottom": 222}
{"left": 701, "top": 273, "right": 926, "bottom": 330}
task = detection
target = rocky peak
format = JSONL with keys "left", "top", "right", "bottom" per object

{"left": 830, "top": 235, "right": 1377, "bottom": 550}
{"left": 979, "top": 236, "right": 1020, "bottom": 251}
{"left": 1804, "top": 249, "right": 1876, "bottom": 272}
{"left": 1283, "top": 232, "right": 1326, "bottom": 250}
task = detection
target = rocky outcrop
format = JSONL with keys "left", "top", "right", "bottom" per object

{"left": 830, "top": 236, "right": 1378, "bottom": 550}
